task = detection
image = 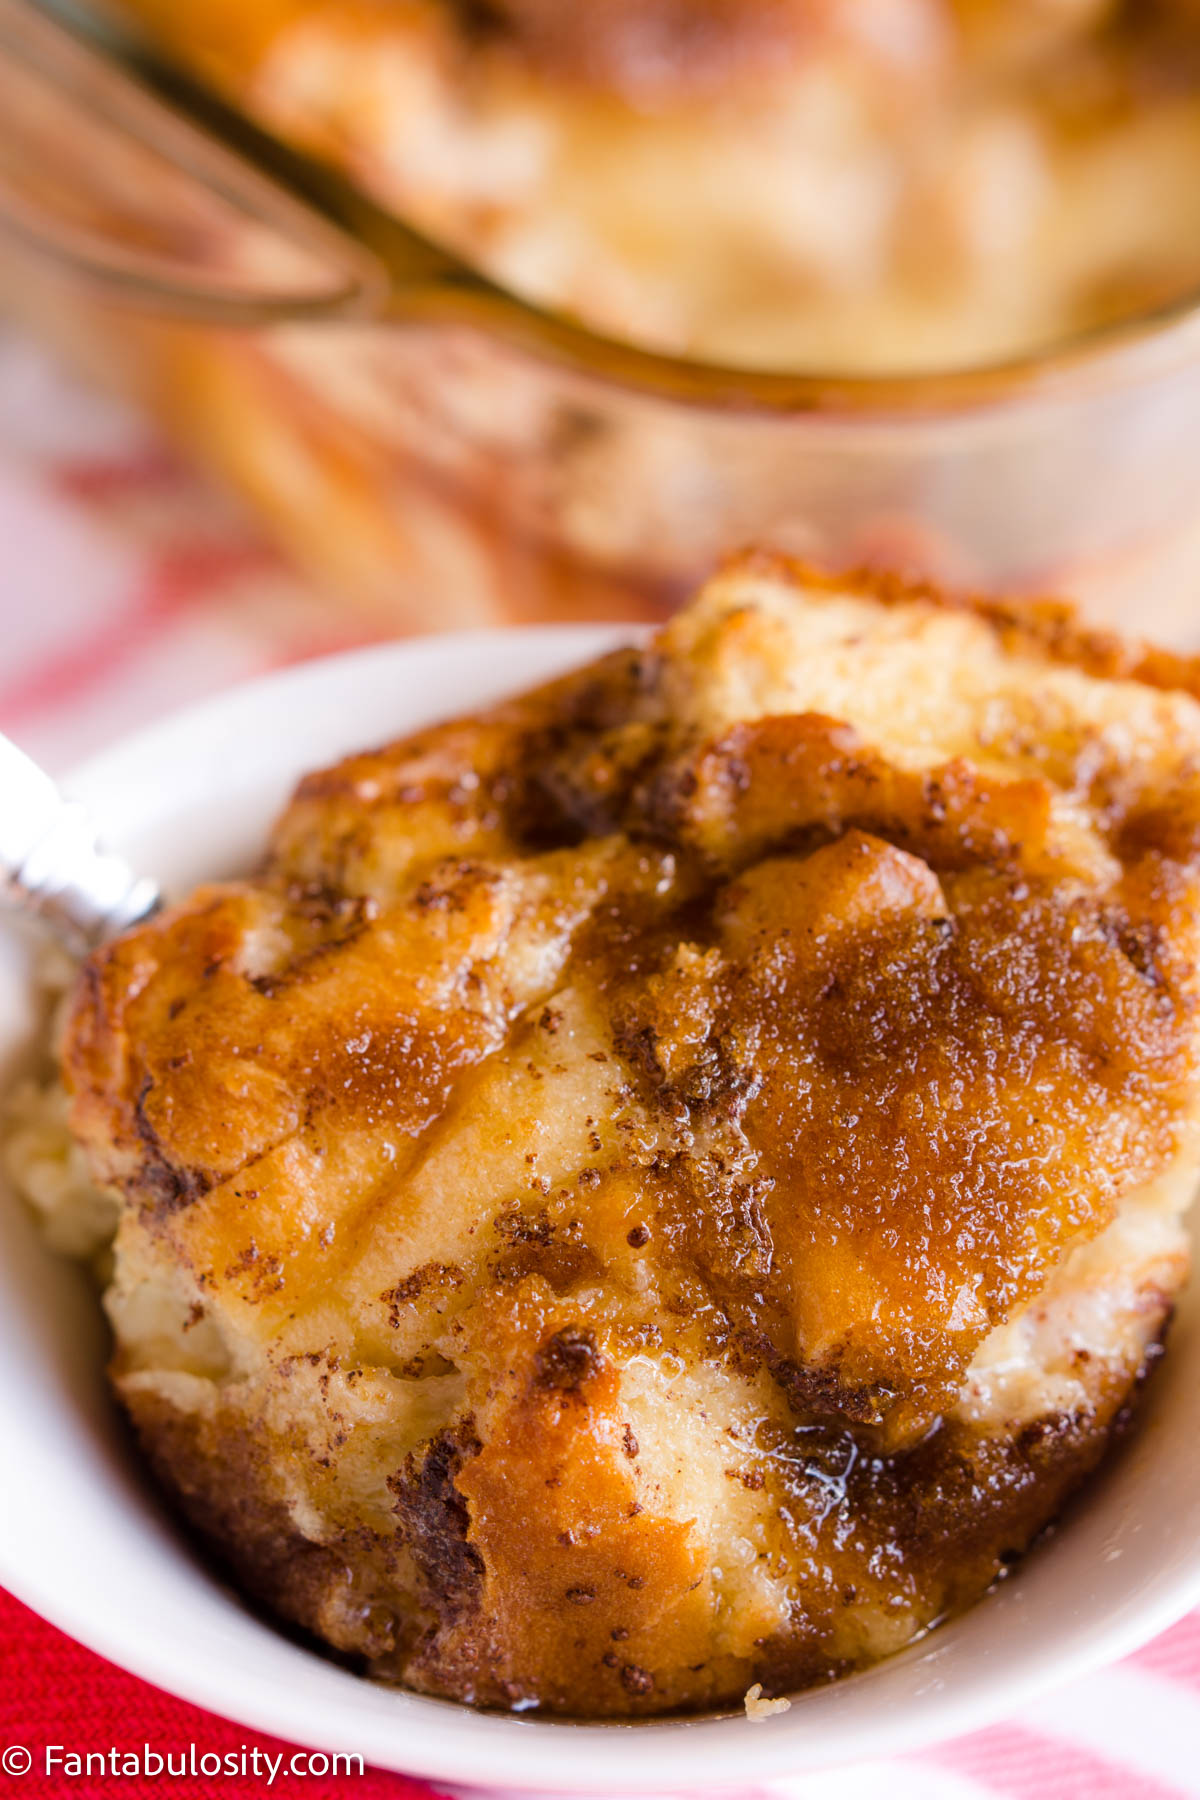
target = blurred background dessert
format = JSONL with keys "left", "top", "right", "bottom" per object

{"left": 2, "top": 1, "right": 1200, "bottom": 641}
{"left": 110, "top": 0, "right": 1200, "bottom": 372}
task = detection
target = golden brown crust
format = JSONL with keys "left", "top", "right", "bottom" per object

{"left": 722, "top": 548, "right": 1200, "bottom": 698}
{"left": 112, "top": 0, "right": 1146, "bottom": 104}
{"left": 434, "top": 0, "right": 924, "bottom": 101}
{"left": 66, "top": 560, "right": 1200, "bottom": 1715}
{"left": 113, "top": 0, "right": 952, "bottom": 102}
{"left": 118, "top": 1316, "right": 1164, "bottom": 1716}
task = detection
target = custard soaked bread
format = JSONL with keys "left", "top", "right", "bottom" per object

{"left": 64, "top": 560, "right": 1200, "bottom": 1713}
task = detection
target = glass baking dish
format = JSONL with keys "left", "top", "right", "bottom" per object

{"left": 4, "top": 0, "right": 1200, "bottom": 639}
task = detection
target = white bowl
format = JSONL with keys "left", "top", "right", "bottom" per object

{"left": 3, "top": 627, "right": 1200, "bottom": 1793}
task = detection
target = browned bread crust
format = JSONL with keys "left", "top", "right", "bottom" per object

{"left": 65, "top": 559, "right": 1200, "bottom": 1714}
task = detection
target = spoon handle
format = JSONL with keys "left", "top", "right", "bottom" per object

{"left": 0, "top": 733, "right": 160, "bottom": 953}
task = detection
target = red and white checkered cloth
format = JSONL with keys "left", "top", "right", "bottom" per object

{"left": 2, "top": 332, "right": 1200, "bottom": 1799}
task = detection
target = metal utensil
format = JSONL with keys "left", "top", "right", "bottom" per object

{"left": 0, "top": 732, "right": 160, "bottom": 952}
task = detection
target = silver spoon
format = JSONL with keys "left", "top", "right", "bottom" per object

{"left": 0, "top": 731, "right": 160, "bottom": 953}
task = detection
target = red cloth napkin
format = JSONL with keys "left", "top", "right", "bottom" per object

{"left": 0, "top": 1589, "right": 441, "bottom": 1800}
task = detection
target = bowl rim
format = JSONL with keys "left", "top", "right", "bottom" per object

{"left": 4, "top": 627, "right": 1200, "bottom": 1791}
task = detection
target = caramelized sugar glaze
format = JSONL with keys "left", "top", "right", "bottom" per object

{"left": 64, "top": 560, "right": 1200, "bottom": 1713}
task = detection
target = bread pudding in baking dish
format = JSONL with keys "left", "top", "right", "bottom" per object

{"left": 30, "top": 559, "right": 1200, "bottom": 1715}
{"left": 108, "top": 0, "right": 1200, "bottom": 372}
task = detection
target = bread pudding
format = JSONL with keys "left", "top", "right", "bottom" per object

{"left": 36, "top": 558, "right": 1200, "bottom": 1715}
{"left": 108, "top": 0, "right": 1200, "bottom": 372}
